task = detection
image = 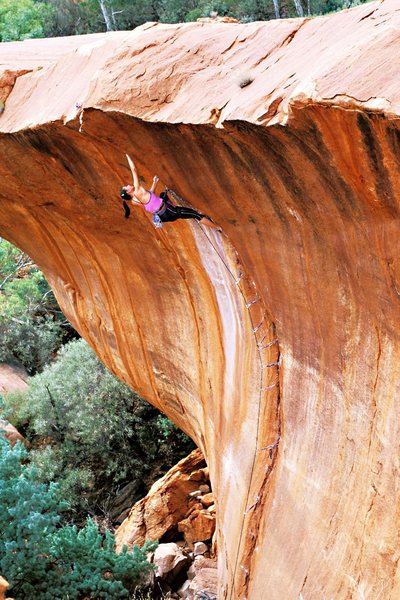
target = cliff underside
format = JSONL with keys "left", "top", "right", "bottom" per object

{"left": 1, "top": 1, "right": 400, "bottom": 597}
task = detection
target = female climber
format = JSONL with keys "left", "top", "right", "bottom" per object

{"left": 120, "top": 155, "right": 218, "bottom": 229}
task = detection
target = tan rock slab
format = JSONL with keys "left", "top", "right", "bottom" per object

{"left": 200, "top": 492, "right": 214, "bottom": 508}
{"left": 193, "top": 555, "right": 217, "bottom": 573}
{"left": 0, "top": 364, "right": 27, "bottom": 396}
{"left": 153, "top": 542, "right": 190, "bottom": 581}
{"left": 188, "top": 568, "right": 218, "bottom": 598}
{"left": 178, "top": 511, "right": 216, "bottom": 545}
{"left": 116, "top": 449, "right": 206, "bottom": 550}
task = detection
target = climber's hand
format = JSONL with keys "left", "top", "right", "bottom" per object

{"left": 150, "top": 175, "right": 159, "bottom": 193}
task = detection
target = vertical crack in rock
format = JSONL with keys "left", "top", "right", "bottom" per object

{"left": 191, "top": 223, "right": 281, "bottom": 600}
{"left": 277, "top": 18, "right": 308, "bottom": 51}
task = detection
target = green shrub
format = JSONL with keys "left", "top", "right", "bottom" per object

{"left": 0, "top": 434, "right": 155, "bottom": 599}
{"left": 0, "top": 315, "right": 62, "bottom": 375}
{"left": 0, "top": 0, "right": 54, "bottom": 41}
{"left": 0, "top": 239, "right": 75, "bottom": 374}
{"left": 4, "top": 339, "right": 195, "bottom": 520}
{"left": 0, "top": 436, "right": 65, "bottom": 596}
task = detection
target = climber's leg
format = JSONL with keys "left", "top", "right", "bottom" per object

{"left": 161, "top": 204, "right": 220, "bottom": 229}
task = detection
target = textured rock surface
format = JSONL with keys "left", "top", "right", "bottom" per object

{"left": 116, "top": 449, "right": 207, "bottom": 549}
{"left": 153, "top": 542, "right": 191, "bottom": 580}
{"left": 1, "top": 2, "right": 400, "bottom": 598}
{"left": 0, "top": 364, "right": 27, "bottom": 396}
{"left": 178, "top": 506, "right": 216, "bottom": 545}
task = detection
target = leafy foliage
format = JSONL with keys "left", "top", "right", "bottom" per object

{"left": 0, "top": 0, "right": 375, "bottom": 40}
{"left": 4, "top": 338, "right": 195, "bottom": 521}
{"left": 0, "top": 434, "right": 155, "bottom": 599}
{"left": 0, "top": 239, "right": 76, "bottom": 374}
{"left": 0, "top": 435, "right": 65, "bottom": 595}
{"left": 0, "top": 0, "right": 53, "bottom": 41}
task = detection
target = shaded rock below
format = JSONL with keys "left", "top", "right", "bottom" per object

{"left": 0, "top": 419, "right": 24, "bottom": 447}
{"left": 0, "top": 363, "right": 28, "bottom": 396}
{"left": 178, "top": 556, "right": 218, "bottom": 600}
{"left": 109, "top": 480, "right": 144, "bottom": 524}
{"left": 153, "top": 542, "right": 191, "bottom": 583}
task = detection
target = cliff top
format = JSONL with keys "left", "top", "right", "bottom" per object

{"left": 0, "top": 0, "right": 399, "bottom": 133}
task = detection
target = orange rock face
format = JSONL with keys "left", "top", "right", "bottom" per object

{"left": 1, "top": 2, "right": 400, "bottom": 597}
{"left": 0, "top": 577, "right": 9, "bottom": 600}
{"left": 178, "top": 509, "right": 216, "bottom": 546}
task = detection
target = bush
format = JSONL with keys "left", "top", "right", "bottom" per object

{"left": 0, "top": 0, "right": 53, "bottom": 41}
{"left": 0, "top": 239, "right": 76, "bottom": 374}
{"left": 0, "top": 315, "right": 62, "bottom": 375}
{"left": 0, "top": 435, "right": 65, "bottom": 596}
{"left": 4, "top": 339, "right": 195, "bottom": 521}
{"left": 0, "top": 434, "right": 155, "bottom": 599}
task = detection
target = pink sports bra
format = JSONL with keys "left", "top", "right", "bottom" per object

{"left": 143, "top": 191, "right": 163, "bottom": 214}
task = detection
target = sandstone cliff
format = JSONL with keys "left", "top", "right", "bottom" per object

{"left": 1, "top": 1, "right": 400, "bottom": 598}
{"left": 0, "top": 577, "right": 9, "bottom": 600}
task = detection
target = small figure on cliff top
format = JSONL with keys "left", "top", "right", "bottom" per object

{"left": 120, "top": 155, "right": 218, "bottom": 229}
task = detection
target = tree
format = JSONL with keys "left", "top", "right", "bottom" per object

{"left": 292, "top": 0, "right": 304, "bottom": 15}
{"left": 0, "top": 239, "right": 76, "bottom": 374}
{"left": 0, "top": 435, "right": 64, "bottom": 597}
{"left": 0, "top": 434, "right": 155, "bottom": 599}
{"left": 4, "top": 339, "right": 195, "bottom": 521}
{"left": 305, "top": 0, "right": 373, "bottom": 14}
{"left": 0, "top": 0, "right": 53, "bottom": 41}
{"left": 272, "top": 0, "right": 280, "bottom": 18}
{"left": 98, "top": 0, "right": 113, "bottom": 30}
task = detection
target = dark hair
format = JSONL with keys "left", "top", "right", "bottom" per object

{"left": 120, "top": 187, "right": 132, "bottom": 201}
{"left": 122, "top": 200, "right": 130, "bottom": 218}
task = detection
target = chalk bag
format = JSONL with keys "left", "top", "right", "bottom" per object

{"left": 152, "top": 214, "right": 163, "bottom": 229}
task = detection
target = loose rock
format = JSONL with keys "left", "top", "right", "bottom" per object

{"left": 200, "top": 493, "right": 214, "bottom": 508}
{"left": 199, "top": 484, "right": 210, "bottom": 494}
{"left": 153, "top": 542, "right": 191, "bottom": 583}
{"left": 193, "top": 541, "right": 208, "bottom": 556}
{"left": 178, "top": 510, "right": 216, "bottom": 545}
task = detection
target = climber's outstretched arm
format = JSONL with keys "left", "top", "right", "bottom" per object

{"left": 126, "top": 154, "right": 140, "bottom": 191}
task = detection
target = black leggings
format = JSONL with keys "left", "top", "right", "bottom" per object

{"left": 159, "top": 203, "right": 204, "bottom": 223}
